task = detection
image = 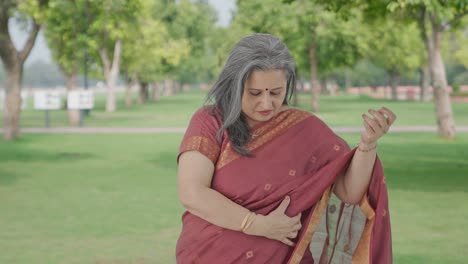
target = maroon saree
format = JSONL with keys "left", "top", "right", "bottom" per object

{"left": 176, "top": 107, "right": 392, "bottom": 263}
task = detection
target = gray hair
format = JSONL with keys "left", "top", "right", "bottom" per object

{"left": 206, "top": 33, "right": 296, "bottom": 156}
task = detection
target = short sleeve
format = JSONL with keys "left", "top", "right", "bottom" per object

{"left": 177, "top": 107, "right": 222, "bottom": 165}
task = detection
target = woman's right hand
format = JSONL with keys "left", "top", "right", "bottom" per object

{"left": 244, "top": 196, "right": 302, "bottom": 246}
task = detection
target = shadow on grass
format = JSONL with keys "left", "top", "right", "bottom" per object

{"left": 0, "top": 145, "right": 96, "bottom": 163}
{"left": 0, "top": 169, "right": 24, "bottom": 186}
{"left": 0, "top": 137, "right": 96, "bottom": 186}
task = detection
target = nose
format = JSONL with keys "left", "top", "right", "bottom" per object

{"left": 260, "top": 93, "right": 273, "bottom": 109}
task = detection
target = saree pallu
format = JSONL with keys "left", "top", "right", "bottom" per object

{"left": 176, "top": 107, "right": 392, "bottom": 263}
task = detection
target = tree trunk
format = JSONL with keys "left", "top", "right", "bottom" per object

{"left": 3, "top": 65, "right": 22, "bottom": 140}
{"left": 105, "top": 73, "right": 117, "bottom": 112}
{"left": 389, "top": 72, "right": 400, "bottom": 101}
{"left": 419, "top": 65, "right": 431, "bottom": 101}
{"left": 65, "top": 72, "right": 80, "bottom": 126}
{"left": 0, "top": 12, "right": 41, "bottom": 140}
{"left": 293, "top": 79, "right": 301, "bottom": 106}
{"left": 175, "top": 82, "right": 181, "bottom": 94}
{"left": 344, "top": 69, "right": 352, "bottom": 92}
{"left": 308, "top": 41, "right": 320, "bottom": 112}
{"left": 152, "top": 82, "right": 160, "bottom": 102}
{"left": 164, "top": 79, "right": 174, "bottom": 96}
{"left": 124, "top": 73, "right": 136, "bottom": 108}
{"left": 138, "top": 82, "right": 149, "bottom": 104}
{"left": 125, "top": 85, "right": 133, "bottom": 108}
{"left": 124, "top": 74, "right": 134, "bottom": 108}
{"left": 418, "top": 9, "right": 456, "bottom": 138}
{"left": 99, "top": 39, "right": 122, "bottom": 113}
{"left": 430, "top": 30, "right": 456, "bottom": 138}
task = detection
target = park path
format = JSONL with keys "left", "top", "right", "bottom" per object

{"left": 2, "top": 126, "right": 468, "bottom": 134}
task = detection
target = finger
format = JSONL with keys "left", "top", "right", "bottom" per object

{"left": 282, "top": 238, "right": 295, "bottom": 247}
{"left": 363, "top": 118, "right": 373, "bottom": 133}
{"left": 291, "top": 212, "right": 302, "bottom": 222}
{"left": 362, "top": 114, "right": 383, "bottom": 134}
{"left": 368, "top": 109, "right": 387, "bottom": 130}
{"left": 362, "top": 114, "right": 376, "bottom": 134}
{"left": 379, "top": 107, "right": 397, "bottom": 125}
{"left": 276, "top": 196, "right": 290, "bottom": 214}
{"left": 293, "top": 223, "right": 302, "bottom": 231}
{"left": 287, "top": 231, "right": 298, "bottom": 239}
{"left": 377, "top": 109, "right": 391, "bottom": 129}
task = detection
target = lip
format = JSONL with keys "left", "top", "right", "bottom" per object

{"left": 258, "top": 110, "right": 273, "bottom": 116}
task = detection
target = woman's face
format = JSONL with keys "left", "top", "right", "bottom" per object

{"left": 241, "top": 70, "right": 288, "bottom": 128}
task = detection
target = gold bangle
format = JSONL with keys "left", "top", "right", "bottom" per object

{"left": 357, "top": 143, "right": 377, "bottom": 152}
{"left": 243, "top": 213, "right": 256, "bottom": 232}
{"left": 240, "top": 212, "right": 251, "bottom": 231}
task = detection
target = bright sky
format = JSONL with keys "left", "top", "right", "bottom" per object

{"left": 9, "top": 0, "right": 235, "bottom": 65}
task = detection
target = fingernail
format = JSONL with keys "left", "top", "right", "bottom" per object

{"left": 285, "top": 196, "right": 289, "bottom": 200}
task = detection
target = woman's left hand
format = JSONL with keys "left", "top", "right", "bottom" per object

{"left": 360, "top": 107, "right": 397, "bottom": 147}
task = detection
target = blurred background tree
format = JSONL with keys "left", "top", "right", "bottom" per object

{"left": 1, "top": 0, "right": 467, "bottom": 140}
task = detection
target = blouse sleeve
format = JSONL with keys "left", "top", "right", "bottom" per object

{"left": 177, "top": 107, "right": 222, "bottom": 165}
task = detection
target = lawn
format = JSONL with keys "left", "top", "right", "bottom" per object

{"left": 3, "top": 90, "right": 468, "bottom": 128}
{"left": 1, "top": 133, "right": 467, "bottom": 263}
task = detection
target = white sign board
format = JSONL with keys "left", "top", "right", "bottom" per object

{"left": 34, "top": 91, "right": 62, "bottom": 110}
{"left": 0, "top": 90, "right": 28, "bottom": 110}
{"left": 67, "top": 90, "right": 94, "bottom": 110}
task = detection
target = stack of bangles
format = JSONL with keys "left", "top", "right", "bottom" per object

{"left": 241, "top": 211, "right": 257, "bottom": 233}
{"left": 357, "top": 142, "right": 377, "bottom": 152}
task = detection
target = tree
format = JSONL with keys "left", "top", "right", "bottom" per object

{"left": 44, "top": 0, "right": 88, "bottom": 126}
{"left": 367, "top": 19, "right": 422, "bottom": 100}
{"left": 309, "top": 0, "right": 467, "bottom": 138}
{"left": 84, "top": 0, "right": 141, "bottom": 112}
{"left": 235, "top": 0, "right": 368, "bottom": 111}
{"left": 120, "top": 0, "right": 190, "bottom": 105}
{"left": 407, "top": 2, "right": 466, "bottom": 138}
{"left": 170, "top": 0, "right": 218, "bottom": 86}
{"left": 0, "top": 0, "right": 49, "bottom": 140}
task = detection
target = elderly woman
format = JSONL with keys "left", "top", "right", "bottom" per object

{"left": 176, "top": 33, "right": 395, "bottom": 263}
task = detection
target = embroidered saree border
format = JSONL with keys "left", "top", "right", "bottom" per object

{"left": 287, "top": 187, "right": 333, "bottom": 264}
{"left": 287, "top": 189, "right": 376, "bottom": 264}
{"left": 352, "top": 194, "right": 375, "bottom": 264}
{"left": 180, "top": 136, "right": 221, "bottom": 164}
{"left": 216, "top": 109, "right": 311, "bottom": 170}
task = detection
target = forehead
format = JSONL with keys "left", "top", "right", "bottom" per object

{"left": 245, "top": 70, "right": 287, "bottom": 89}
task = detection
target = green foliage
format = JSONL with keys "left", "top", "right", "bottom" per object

{"left": 235, "top": 0, "right": 369, "bottom": 79}
{"left": 209, "top": 22, "right": 252, "bottom": 79}
{"left": 367, "top": 19, "right": 423, "bottom": 77}
{"left": 120, "top": 0, "right": 190, "bottom": 83}
{"left": 168, "top": 0, "right": 219, "bottom": 84}
{"left": 347, "top": 60, "right": 388, "bottom": 87}
{"left": 17, "top": 0, "right": 50, "bottom": 23}
{"left": 44, "top": 0, "right": 87, "bottom": 75}
{"left": 84, "top": 0, "right": 142, "bottom": 77}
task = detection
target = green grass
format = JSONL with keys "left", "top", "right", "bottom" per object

{"left": 296, "top": 94, "right": 468, "bottom": 126}
{"left": 4, "top": 90, "right": 468, "bottom": 128}
{"left": 1, "top": 133, "right": 467, "bottom": 263}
